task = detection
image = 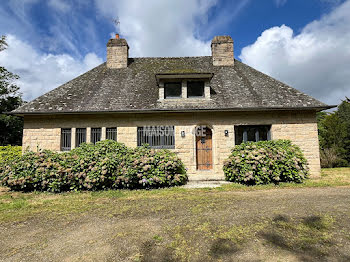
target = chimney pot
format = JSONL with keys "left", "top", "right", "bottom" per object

{"left": 115, "top": 33, "right": 119, "bottom": 39}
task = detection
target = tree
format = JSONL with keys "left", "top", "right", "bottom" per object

{"left": 337, "top": 97, "right": 350, "bottom": 163}
{"left": 0, "top": 35, "right": 24, "bottom": 145}
{"left": 317, "top": 98, "right": 350, "bottom": 167}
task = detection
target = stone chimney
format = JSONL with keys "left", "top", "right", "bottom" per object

{"left": 106, "top": 34, "right": 129, "bottom": 68}
{"left": 211, "top": 36, "right": 234, "bottom": 66}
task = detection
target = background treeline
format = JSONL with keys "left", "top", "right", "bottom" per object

{"left": 317, "top": 97, "right": 350, "bottom": 168}
{"left": 0, "top": 35, "right": 23, "bottom": 145}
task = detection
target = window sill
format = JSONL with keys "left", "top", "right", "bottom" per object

{"left": 158, "top": 97, "right": 211, "bottom": 102}
{"left": 187, "top": 96, "right": 205, "bottom": 99}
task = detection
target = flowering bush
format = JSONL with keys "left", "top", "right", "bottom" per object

{"left": 223, "top": 140, "right": 309, "bottom": 185}
{"left": 0, "top": 140, "right": 187, "bottom": 192}
{"left": 119, "top": 146, "right": 187, "bottom": 188}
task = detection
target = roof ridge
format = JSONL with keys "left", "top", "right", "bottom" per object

{"left": 129, "top": 56, "right": 212, "bottom": 59}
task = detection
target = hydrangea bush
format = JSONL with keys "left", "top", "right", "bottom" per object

{"left": 223, "top": 140, "right": 309, "bottom": 185}
{"left": 0, "top": 140, "right": 187, "bottom": 192}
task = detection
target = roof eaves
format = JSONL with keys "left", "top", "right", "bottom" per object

{"left": 7, "top": 105, "right": 337, "bottom": 116}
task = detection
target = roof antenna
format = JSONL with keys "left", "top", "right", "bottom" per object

{"left": 112, "top": 17, "right": 121, "bottom": 36}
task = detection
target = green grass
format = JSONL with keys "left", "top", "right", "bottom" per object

{"left": 220, "top": 167, "right": 350, "bottom": 190}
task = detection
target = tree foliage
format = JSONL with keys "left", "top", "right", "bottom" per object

{"left": 0, "top": 35, "right": 24, "bottom": 145}
{"left": 317, "top": 97, "right": 350, "bottom": 167}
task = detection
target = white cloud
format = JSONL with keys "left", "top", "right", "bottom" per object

{"left": 48, "top": 0, "right": 71, "bottom": 12}
{"left": 274, "top": 0, "right": 287, "bottom": 7}
{"left": 94, "top": 0, "right": 218, "bottom": 57}
{"left": 0, "top": 0, "right": 250, "bottom": 102}
{"left": 0, "top": 35, "right": 103, "bottom": 101}
{"left": 240, "top": 0, "right": 350, "bottom": 106}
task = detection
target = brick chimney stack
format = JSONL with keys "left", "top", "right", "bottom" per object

{"left": 211, "top": 36, "right": 234, "bottom": 66}
{"left": 106, "top": 34, "right": 129, "bottom": 68}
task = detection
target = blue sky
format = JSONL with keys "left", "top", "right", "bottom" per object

{"left": 0, "top": 0, "right": 349, "bottom": 105}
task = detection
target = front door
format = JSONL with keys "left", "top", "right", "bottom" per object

{"left": 196, "top": 127, "right": 213, "bottom": 170}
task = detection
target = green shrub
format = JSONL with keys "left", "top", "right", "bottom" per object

{"left": 0, "top": 146, "right": 22, "bottom": 180}
{"left": 117, "top": 145, "right": 187, "bottom": 188}
{"left": 1, "top": 150, "right": 77, "bottom": 192}
{"left": 0, "top": 145, "right": 22, "bottom": 164}
{"left": 0, "top": 140, "right": 187, "bottom": 192}
{"left": 223, "top": 140, "right": 309, "bottom": 185}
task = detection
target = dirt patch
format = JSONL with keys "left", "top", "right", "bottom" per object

{"left": 1, "top": 187, "right": 350, "bottom": 261}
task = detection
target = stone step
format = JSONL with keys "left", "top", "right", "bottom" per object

{"left": 188, "top": 173, "right": 225, "bottom": 181}
{"left": 182, "top": 180, "right": 231, "bottom": 188}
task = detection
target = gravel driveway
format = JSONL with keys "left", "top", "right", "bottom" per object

{"left": 1, "top": 186, "right": 350, "bottom": 262}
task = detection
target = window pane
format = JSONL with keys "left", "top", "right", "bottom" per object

{"left": 235, "top": 125, "right": 271, "bottom": 145}
{"left": 165, "top": 82, "right": 181, "bottom": 98}
{"left": 61, "top": 128, "right": 71, "bottom": 151}
{"left": 247, "top": 127, "right": 256, "bottom": 141}
{"left": 106, "top": 127, "right": 117, "bottom": 141}
{"left": 91, "top": 128, "right": 101, "bottom": 144}
{"left": 76, "top": 128, "right": 86, "bottom": 147}
{"left": 187, "top": 81, "right": 204, "bottom": 97}
{"left": 137, "top": 126, "right": 175, "bottom": 149}
{"left": 259, "top": 127, "right": 268, "bottom": 141}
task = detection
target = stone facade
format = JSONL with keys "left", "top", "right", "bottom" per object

{"left": 22, "top": 110, "right": 321, "bottom": 180}
{"left": 211, "top": 36, "right": 234, "bottom": 67}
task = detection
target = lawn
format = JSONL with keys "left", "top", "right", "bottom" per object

{"left": 1, "top": 168, "right": 350, "bottom": 261}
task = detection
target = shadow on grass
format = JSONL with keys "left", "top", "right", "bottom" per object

{"left": 140, "top": 239, "right": 175, "bottom": 262}
{"left": 208, "top": 238, "right": 240, "bottom": 258}
{"left": 260, "top": 214, "right": 350, "bottom": 262}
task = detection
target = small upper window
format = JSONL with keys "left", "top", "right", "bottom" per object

{"left": 165, "top": 82, "right": 182, "bottom": 99}
{"left": 187, "top": 81, "right": 204, "bottom": 98}
{"left": 235, "top": 125, "right": 271, "bottom": 145}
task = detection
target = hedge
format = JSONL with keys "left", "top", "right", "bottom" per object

{"left": 0, "top": 140, "right": 187, "bottom": 192}
{"left": 223, "top": 140, "right": 309, "bottom": 185}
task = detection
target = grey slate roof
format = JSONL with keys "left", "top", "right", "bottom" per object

{"left": 12, "top": 56, "right": 331, "bottom": 114}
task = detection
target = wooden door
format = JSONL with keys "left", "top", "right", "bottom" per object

{"left": 196, "top": 128, "right": 213, "bottom": 170}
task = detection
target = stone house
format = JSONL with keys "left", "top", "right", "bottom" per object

{"left": 11, "top": 35, "right": 333, "bottom": 180}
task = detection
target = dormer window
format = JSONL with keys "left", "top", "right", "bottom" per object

{"left": 187, "top": 81, "right": 204, "bottom": 98}
{"left": 165, "top": 82, "right": 182, "bottom": 99}
{"left": 157, "top": 73, "right": 213, "bottom": 100}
